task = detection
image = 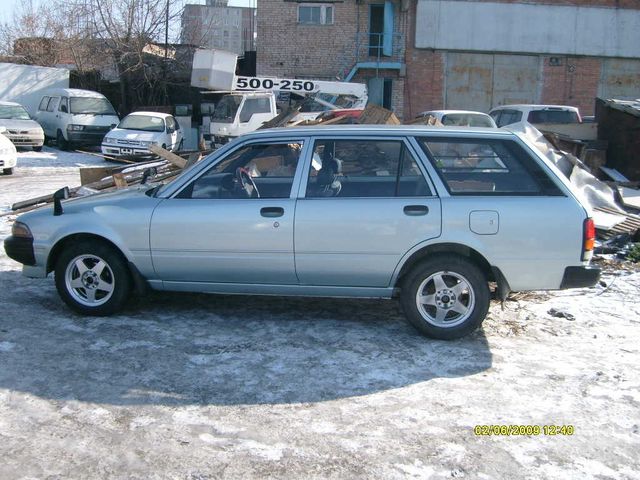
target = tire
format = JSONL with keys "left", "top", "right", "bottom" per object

{"left": 56, "top": 130, "right": 69, "bottom": 151}
{"left": 54, "top": 240, "right": 132, "bottom": 316}
{"left": 400, "top": 255, "right": 490, "bottom": 340}
{"left": 3, "top": 168, "right": 13, "bottom": 175}
{"left": 33, "top": 145, "right": 43, "bottom": 152}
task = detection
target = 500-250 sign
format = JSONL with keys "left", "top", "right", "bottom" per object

{"left": 235, "top": 77, "right": 316, "bottom": 92}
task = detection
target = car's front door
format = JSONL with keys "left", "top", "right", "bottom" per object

{"left": 150, "top": 139, "right": 307, "bottom": 285}
{"left": 294, "top": 137, "right": 442, "bottom": 287}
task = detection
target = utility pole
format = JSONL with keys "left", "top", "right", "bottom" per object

{"left": 164, "top": 0, "right": 169, "bottom": 104}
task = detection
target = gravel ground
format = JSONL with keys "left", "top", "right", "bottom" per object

{"left": 1, "top": 147, "right": 639, "bottom": 480}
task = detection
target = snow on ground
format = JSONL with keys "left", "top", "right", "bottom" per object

{"left": 0, "top": 147, "right": 639, "bottom": 479}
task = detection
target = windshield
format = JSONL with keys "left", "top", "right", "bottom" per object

{"left": 118, "top": 114, "right": 165, "bottom": 132}
{"left": 441, "top": 113, "right": 495, "bottom": 127}
{"left": 70, "top": 97, "right": 117, "bottom": 115}
{"left": 0, "top": 105, "right": 30, "bottom": 120}
{"left": 212, "top": 95, "right": 242, "bottom": 123}
{"left": 527, "top": 109, "right": 579, "bottom": 124}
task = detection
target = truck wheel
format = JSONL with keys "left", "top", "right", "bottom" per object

{"left": 54, "top": 240, "right": 132, "bottom": 316}
{"left": 400, "top": 255, "right": 490, "bottom": 340}
{"left": 3, "top": 168, "right": 13, "bottom": 175}
{"left": 56, "top": 130, "right": 69, "bottom": 151}
{"left": 33, "top": 146, "right": 43, "bottom": 152}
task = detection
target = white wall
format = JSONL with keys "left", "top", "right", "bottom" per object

{"left": 0, "top": 63, "right": 70, "bottom": 114}
{"left": 416, "top": 0, "right": 640, "bottom": 59}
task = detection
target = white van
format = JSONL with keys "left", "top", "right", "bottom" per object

{"left": 35, "top": 88, "right": 119, "bottom": 150}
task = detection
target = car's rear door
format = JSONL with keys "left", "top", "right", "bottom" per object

{"left": 293, "top": 136, "right": 442, "bottom": 287}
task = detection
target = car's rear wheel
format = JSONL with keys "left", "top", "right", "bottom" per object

{"left": 3, "top": 168, "right": 13, "bottom": 175}
{"left": 400, "top": 255, "right": 489, "bottom": 340}
{"left": 54, "top": 240, "right": 132, "bottom": 316}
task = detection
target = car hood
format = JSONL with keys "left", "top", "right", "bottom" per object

{"left": 0, "top": 118, "right": 43, "bottom": 131}
{"left": 107, "top": 128, "right": 161, "bottom": 142}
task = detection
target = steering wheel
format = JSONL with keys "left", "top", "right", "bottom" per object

{"left": 235, "top": 167, "right": 260, "bottom": 198}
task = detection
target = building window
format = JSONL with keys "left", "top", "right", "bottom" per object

{"left": 298, "top": 4, "right": 334, "bottom": 25}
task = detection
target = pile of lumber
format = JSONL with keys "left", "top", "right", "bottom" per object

{"left": 4, "top": 147, "right": 204, "bottom": 217}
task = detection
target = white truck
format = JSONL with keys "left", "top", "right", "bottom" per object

{"left": 190, "top": 49, "right": 368, "bottom": 145}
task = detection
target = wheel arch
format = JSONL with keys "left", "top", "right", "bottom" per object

{"left": 392, "top": 242, "right": 498, "bottom": 290}
{"left": 47, "top": 232, "right": 130, "bottom": 275}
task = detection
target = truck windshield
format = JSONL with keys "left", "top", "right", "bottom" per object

{"left": 70, "top": 97, "right": 117, "bottom": 115}
{"left": 212, "top": 95, "right": 242, "bottom": 123}
{"left": 118, "top": 114, "right": 165, "bottom": 132}
{"left": 0, "top": 105, "right": 30, "bottom": 120}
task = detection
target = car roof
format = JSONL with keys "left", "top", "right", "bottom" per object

{"left": 0, "top": 100, "right": 25, "bottom": 107}
{"left": 125, "top": 111, "right": 171, "bottom": 119}
{"left": 419, "top": 110, "right": 492, "bottom": 117}
{"left": 42, "top": 88, "right": 107, "bottom": 98}
{"left": 245, "top": 124, "right": 509, "bottom": 138}
{"left": 490, "top": 104, "right": 580, "bottom": 112}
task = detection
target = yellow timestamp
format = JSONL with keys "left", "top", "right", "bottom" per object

{"left": 474, "top": 425, "right": 575, "bottom": 436}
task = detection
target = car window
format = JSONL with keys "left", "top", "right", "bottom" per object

{"left": 38, "top": 96, "right": 50, "bottom": 111}
{"left": 417, "top": 137, "right": 562, "bottom": 196}
{"left": 46, "top": 97, "right": 59, "bottom": 112}
{"left": 494, "top": 109, "right": 522, "bottom": 127}
{"left": 305, "top": 139, "right": 432, "bottom": 198}
{"left": 527, "top": 109, "right": 579, "bottom": 124}
{"left": 239, "top": 98, "right": 271, "bottom": 123}
{"left": 178, "top": 142, "right": 303, "bottom": 200}
{"left": 59, "top": 97, "right": 68, "bottom": 112}
{"left": 166, "top": 116, "right": 176, "bottom": 131}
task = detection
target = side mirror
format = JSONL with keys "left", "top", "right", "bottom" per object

{"left": 167, "top": 126, "right": 175, "bottom": 134}
{"left": 60, "top": 105, "right": 68, "bottom": 113}
{"left": 140, "top": 166, "right": 158, "bottom": 185}
{"left": 53, "top": 186, "right": 70, "bottom": 216}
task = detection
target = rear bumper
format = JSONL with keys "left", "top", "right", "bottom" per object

{"left": 559, "top": 266, "right": 601, "bottom": 289}
{"left": 4, "top": 235, "right": 36, "bottom": 266}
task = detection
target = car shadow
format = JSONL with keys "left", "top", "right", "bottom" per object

{"left": 0, "top": 271, "right": 493, "bottom": 406}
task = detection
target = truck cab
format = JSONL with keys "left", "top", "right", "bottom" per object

{"left": 210, "top": 92, "right": 276, "bottom": 145}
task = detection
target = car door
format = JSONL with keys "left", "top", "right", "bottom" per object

{"left": 294, "top": 136, "right": 442, "bottom": 287}
{"left": 35, "top": 96, "right": 52, "bottom": 136}
{"left": 150, "top": 138, "right": 308, "bottom": 285}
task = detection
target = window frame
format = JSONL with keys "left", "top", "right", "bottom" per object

{"left": 297, "top": 135, "right": 437, "bottom": 200}
{"left": 415, "top": 135, "right": 566, "bottom": 197}
{"left": 297, "top": 4, "right": 334, "bottom": 25}
{"left": 172, "top": 137, "right": 311, "bottom": 201}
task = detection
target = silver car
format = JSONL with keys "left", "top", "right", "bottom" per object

{"left": 4, "top": 126, "right": 600, "bottom": 339}
{"left": 0, "top": 101, "right": 45, "bottom": 151}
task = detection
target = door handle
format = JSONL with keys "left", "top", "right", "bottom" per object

{"left": 403, "top": 205, "right": 429, "bottom": 216}
{"left": 260, "top": 207, "right": 284, "bottom": 218}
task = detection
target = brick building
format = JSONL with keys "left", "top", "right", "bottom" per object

{"left": 257, "top": 0, "right": 640, "bottom": 119}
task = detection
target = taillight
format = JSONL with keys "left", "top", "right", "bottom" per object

{"left": 582, "top": 217, "right": 595, "bottom": 261}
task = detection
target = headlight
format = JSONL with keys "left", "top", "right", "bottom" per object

{"left": 11, "top": 222, "right": 33, "bottom": 239}
{"left": 143, "top": 141, "right": 158, "bottom": 147}
{"left": 67, "top": 124, "right": 85, "bottom": 131}
{"left": 103, "top": 136, "right": 114, "bottom": 143}
{"left": 0, "top": 148, "right": 11, "bottom": 155}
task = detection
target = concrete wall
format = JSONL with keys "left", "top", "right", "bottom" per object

{"left": 416, "top": 0, "right": 640, "bottom": 59}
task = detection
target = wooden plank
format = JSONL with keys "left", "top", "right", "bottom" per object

{"left": 80, "top": 166, "right": 115, "bottom": 185}
{"left": 357, "top": 104, "right": 401, "bottom": 125}
{"left": 112, "top": 173, "right": 128, "bottom": 189}
{"left": 148, "top": 145, "right": 187, "bottom": 169}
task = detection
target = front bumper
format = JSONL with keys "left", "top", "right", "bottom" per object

{"left": 4, "top": 235, "right": 36, "bottom": 266}
{"left": 559, "top": 266, "right": 601, "bottom": 289}
{"left": 6, "top": 133, "right": 44, "bottom": 147}
{"left": 0, "top": 154, "right": 17, "bottom": 169}
{"left": 101, "top": 144, "right": 154, "bottom": 159}
{"left": 68, "top": 131, "right": 109, "bottom": 146}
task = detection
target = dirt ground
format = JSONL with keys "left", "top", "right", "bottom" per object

{"left": 1, "top": 148, "right": 639, "bottom": 480}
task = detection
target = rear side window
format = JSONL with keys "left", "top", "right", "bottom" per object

{"left": 46, "top": 97, "right": 59, "bottom": 112}
{"left": 305, "top": 139, "right": 432, "bottom": 198}
{"left": 38, "top": 96, "right": 50, "bottom": 111}
{"left": 417, "top": 137, "right": 563, "bottom": 196}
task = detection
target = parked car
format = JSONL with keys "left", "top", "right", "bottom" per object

{"left": 34, "top": 88, "right": 119, "bottom": 151}
{"left": 0, "top": 101, "right": 45, "bottom": 151}
{"left": 489, "top": 104, "right": 582, "bottom": 128}
{"left": 416, "top": 110, "right": 497, "bottom": 128}
{"left": 0, "top": 127, "right": 18, "bottom": 175}
{"left": 101, "top": 112, "right": 183, "bottom": 159}
{"left": 4, "top": 125, "right": 600, "bottom": 339}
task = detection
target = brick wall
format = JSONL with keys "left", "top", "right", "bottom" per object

{"left": 541, "top": 57, "right": 602, "bottom": 115}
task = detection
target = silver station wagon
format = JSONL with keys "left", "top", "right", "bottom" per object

{"left": 4, "top": 126, "right": 600, "bottom": 339}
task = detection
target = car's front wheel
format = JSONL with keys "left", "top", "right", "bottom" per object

{"left": 400, "top": 255, "right": 490, "bottom": 340}
{"left": 54, "top": 240, "right": 132, "bottom": 315}
{"left": 3, "top": 167, "right": 13, "bottom": 175}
